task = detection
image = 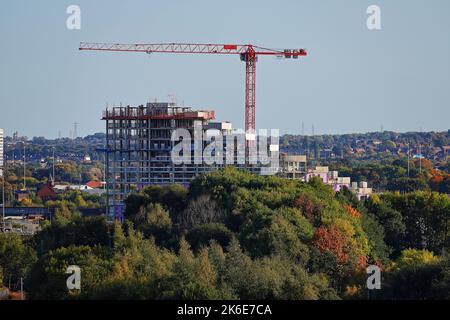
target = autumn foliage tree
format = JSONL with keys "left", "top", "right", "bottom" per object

{"left": 313, "top": 226, "right": 351, "bottom": 265}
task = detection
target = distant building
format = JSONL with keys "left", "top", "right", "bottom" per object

{"left": 2, "top": 207, "right": 50, "bottom": 219}
{"left": 320, "top": 148, "right": 334, "bottom": 159}
{"left": 350, "top": 181, "right": 373, "bottom": 200}
{"left": 39, "top": 158, "right": 47, "bottom": 168}
{"left": 305, "top": 166, "right": 351, "bottom": 192}
{"left": 279, "top": 154, "right": 307, "bottom": 180}
{"left": 278, "top": 158, "right": 352, "bottom": 192}
{"left": 53, "top": 184, "right": 93, "bottom": 192}
{"left": 327, "top": 169, "right": 351, "bottom": 192}
{"left": 304, "top": 165, "right": 372, "bottom": 198}
{"left": 82, "top": 154, "right": 92, "bottom": 163}
{"left": 102, "top": 102, "right": 263, "bottom": 221}
{"left": 2, "top": 206, "right": 106, "bottom": 221}
{"left": 1, "top": 207, "right": 48, "bottom": 235}
{"left": 305, "top": 166, "right": 329, "bottom": 183}
{"left": 14, "top": 189, "right": 29, "bottom": 202}
{"left": 53, "top": 184, "right": 105, "bottom": 196}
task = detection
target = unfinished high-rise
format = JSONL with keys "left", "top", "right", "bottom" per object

{"left": 103, "top": 102, "right": 241, "bottom": 221}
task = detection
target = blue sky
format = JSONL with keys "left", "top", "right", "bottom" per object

{"left": 0, "top": 0, "right": 449, "bottom": 138}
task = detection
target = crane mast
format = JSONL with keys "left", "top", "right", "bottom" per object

{"left": 79, "top": 42, "right": 307, "bottom": 132}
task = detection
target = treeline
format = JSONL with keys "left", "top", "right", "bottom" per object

{"left": 328, "top": 158, "right": 450, "bottom": 193}
{"left": 282, "top": 130, "right": 450, "bottom": 155}
{"left": 0, "top": 167, "right": 449, "bottom": 299}
{"left": 1, "top": 160, "right": 105, "bottom": 208}
{"left": 4, "top": 133, "right": 106, "bottom": 163}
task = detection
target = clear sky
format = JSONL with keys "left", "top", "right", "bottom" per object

{"left": 0, "top": 0, "right": 449, "bottom": 138}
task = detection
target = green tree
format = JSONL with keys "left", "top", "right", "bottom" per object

{"left": 387, "top": 177, "right": 430, "bottom": 192}
{"left": 124, "top": 184, "right": 188, "bottom": 222}
{"left": 361, "top": 212, "right": 391, "bottom": 265}
{"left": 33, "top": 216, "right": 111, "bottom": 255}
{"left": 186, "top": 223, "right": 233, "bottom": 251}
{"left": 383, "top": 192, "right": 449, "bottom": 253}
{"left": 54, "top": 202, "right": 73, "bottom": 225}
{"left": 365, "top": 195, "right": 406, "bottom": 255}
{"left": 26, "top": 245, "right": 111, "bottom": 299}
{"left": 0, "top": 233, "right": 37, "bottom": 290}
{"left": 133, "top": 203, "right": 172, "bottom": 244}
{"left": 160, "top": 239, "right": 231, "bottom": 299}
{"left": 179, "top": 194, "right": 225, "bottom": 231}
{"left": 381, "top": 249, "right": 448, "bottom": 299}
{"left": 223, "top": 238, "right": 257, "bottom": 299}
{"left": 393, "top": 249, "right": 439, "bottom": 270}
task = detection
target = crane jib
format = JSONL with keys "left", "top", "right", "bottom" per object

{"left": 79, "top": 42, "right": 307, "bottom": 133}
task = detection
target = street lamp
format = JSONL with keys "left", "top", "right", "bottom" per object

{"left": 2, "top": 171, "right": 5, "bottom": 230}
{"left": 1, "top": 132, "right": 5, "bottom": 230}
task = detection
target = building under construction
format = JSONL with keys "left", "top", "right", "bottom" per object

{"left": 103, "top": 102, "right": 253, "bottom": 221}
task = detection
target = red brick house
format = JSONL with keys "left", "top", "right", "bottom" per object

{"left": 37, "top": 181, "right": 57, "bottom": 202}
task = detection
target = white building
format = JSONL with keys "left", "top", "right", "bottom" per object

{"left": 350, "top": 181, "right": 373, "bottom": 200}
{"left": 279, "top": 154, "right": 307, "bottom": 180}
{"left": 305, "top": 166, "right": 351, "bottom": 192}
{"left": 53, "top": 184, "right": 93, "bottom": 192}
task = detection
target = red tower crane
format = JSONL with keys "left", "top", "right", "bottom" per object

{"left": 79, "top": 42, "right": 307, "bottom": 132}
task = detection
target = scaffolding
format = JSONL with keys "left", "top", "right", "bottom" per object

{"left": 103, "top": 102, "right": 235, "bottom": 221}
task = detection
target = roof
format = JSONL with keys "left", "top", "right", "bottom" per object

{"left": 3, "top": 207, "right": 50, "bottom": 217}
{"left": 280, "top": 154, "right": 307, "bottom": 162}
{"left": 54, "top": 184, "right": 93, "bottom": 191}
{"left": 86, "top": 180, "right": 103, "bottom": 188}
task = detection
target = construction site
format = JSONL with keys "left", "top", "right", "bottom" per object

{"left": 80, "top": 42, "right": 308, "bottom": 220}
{"left": 103, "top": 102, "right": 261, "bottom": 220}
